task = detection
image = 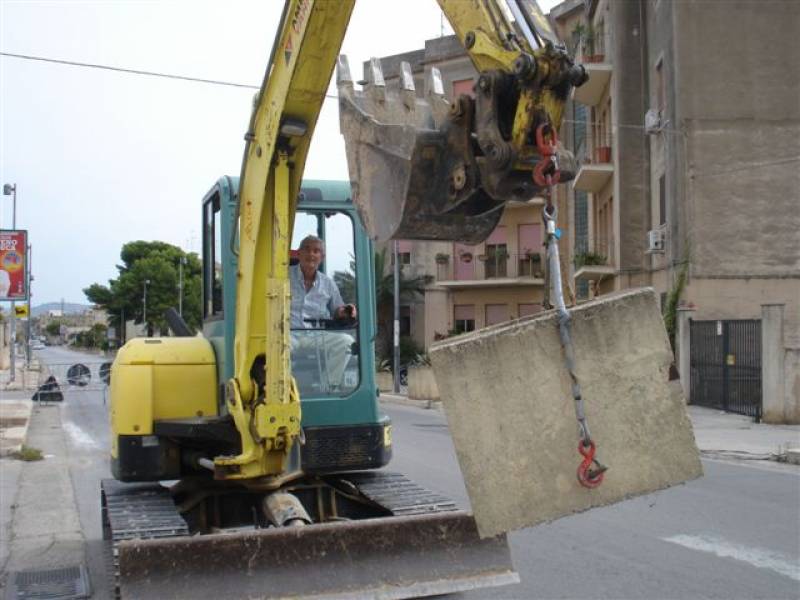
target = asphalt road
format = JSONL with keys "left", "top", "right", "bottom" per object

{"left": 39, "top": 347, "right": 800, "bottom": 600}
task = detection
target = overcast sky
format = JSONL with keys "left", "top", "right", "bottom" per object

{"left": 1, "top": 0, "right": 558, "bottom": 306}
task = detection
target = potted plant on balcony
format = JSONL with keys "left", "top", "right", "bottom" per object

{"left": 527, "top": 250, "right": 543, "bottom": 277}
{"left": 596, "top": 145, "right": 612, "bottom": 163}
{"left": 582, "top": 24, "right": 596, "bottom": 61}
{"left": 435, "top": 252, "right": 449, "bottom": 265}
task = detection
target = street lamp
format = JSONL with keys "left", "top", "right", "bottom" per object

{"left": 142, "top": 279, "right": 150, "bottom": 337}
{"left": 3, "top": 183, "right": 17, "bottom": 381}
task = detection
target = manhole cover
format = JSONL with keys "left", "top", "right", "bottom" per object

{"left": 5, "top": 565, "right": 91, "bottom": 600}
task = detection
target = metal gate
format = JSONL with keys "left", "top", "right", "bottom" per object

{"left": 690, "top": 319, "right": 761, "bottom": 419}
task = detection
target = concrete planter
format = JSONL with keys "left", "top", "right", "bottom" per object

{"left": 375, "top": 371, "right": 394, "bottom": 393}
{"left": 408, "top": 365, "right": 440, "bottom": 401}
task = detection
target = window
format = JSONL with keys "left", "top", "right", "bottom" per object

{"left": 289, "top": 209, "right": 359, "bottom": 397}
{"left": 203, "top": 194, "right": 223, "bottom": 318}
{"left": 400, "top": 305, "right": 411, "bottom": 336}
{"left": 390, "top": 240, "right": 412, "bottom": 266}
{"left": 485, "top": 243, "right": 508, "bottom": 278}
{"left": 485, "top": 304, "right": 509, "bottom": 326}
{"left": 659, "top": 175, "right": 667, "bottom": 226}
{"left": 453, "top": 305, "right": 475, "bottom": 334}
{"left": 518, "top": 303, "right": 541, "bottom": 317}
{"left": 391, "top": 252, "right": 411, "bottom": 266}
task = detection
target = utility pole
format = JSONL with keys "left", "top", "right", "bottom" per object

{"left": 3, "top": 183, "right": 17, "bottom": 382}
{"left": 393, "top": 240, "right": 400, "bottom": 393}
{"left": 178, "top": 256, "right": 187, "bottom": 316}
{"left": 26, "top": 243, "right": 32, "bottom": 368}
{"left": 142, "top": 279, "right": 150, "bottom": 337}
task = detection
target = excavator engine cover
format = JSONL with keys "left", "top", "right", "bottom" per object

{"left": 337, "top": 56, "right": 577, "bottom": 244}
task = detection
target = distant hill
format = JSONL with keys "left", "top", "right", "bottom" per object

{"left": 31, "top": 302, "right": 94, "bottom": 317}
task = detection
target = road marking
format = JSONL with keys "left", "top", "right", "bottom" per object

{"left": 664, "top": 534, "right": 800, "bottom": 582}
{"left": 63, "top": 421, "right": 101, "bottom": 451}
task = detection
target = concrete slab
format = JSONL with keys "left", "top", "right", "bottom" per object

{"left": 430, "top": 287, "right": 703, "bottom": 538}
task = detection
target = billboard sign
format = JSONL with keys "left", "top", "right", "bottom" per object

{"left": 0, "top": 229, "right": 27, "bottom": 301}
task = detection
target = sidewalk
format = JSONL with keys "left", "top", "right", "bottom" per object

{"left": 380, "top": 393, "right": 800, "bottom": 465}
{"left": 0, "top": 393, "right": 86, "bottom": 597}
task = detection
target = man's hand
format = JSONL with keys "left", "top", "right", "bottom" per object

{"left": 335, "top": 304, "right": 357, "bottom": 320}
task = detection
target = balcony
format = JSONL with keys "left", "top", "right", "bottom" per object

{"left": 573, "top": 140, "right": 614, "bottom": 193}
{"left": 574, "top": 240, "right": 615, "bottom": 281}
{"left": 572, "top": 59, "right": 612, "bottom": 107}
{"left": 436, "top": 252, "right": 545, "bottom": 288}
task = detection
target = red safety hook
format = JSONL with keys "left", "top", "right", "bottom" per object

{"left": 577, "top": 440, "right": 605, "bottom": 489}
{"left": 533, "top": 123, "right": 561, "bottom": 187}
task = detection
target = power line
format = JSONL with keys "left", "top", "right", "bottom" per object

{"left": 1, "top": 50, "right": 342, "bottom": 98}
{"left": 1, "top": 51, "right": 260, "bottom": 90}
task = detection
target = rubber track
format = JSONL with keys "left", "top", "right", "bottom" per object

{"left": 101, "top": 472, "right": 456, "bottom": 599}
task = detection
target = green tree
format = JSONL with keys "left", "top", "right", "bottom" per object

{"left": 335, "top": 248, "right": 431, "bottom": 361}
{"left": 84, "top": 241, "right": 202, "bottom": 337}
{"left": 45, "top": 320, "right": 62, "bottom": 337}
{"left": 73, "top": 323, "right": 108, "bottom": 349}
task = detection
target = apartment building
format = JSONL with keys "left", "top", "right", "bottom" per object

{"left": 551, "top": 0, "right": 799, "bottom": 422}
{"left": 366, "top": 36, "right": 560, "bottom": 349}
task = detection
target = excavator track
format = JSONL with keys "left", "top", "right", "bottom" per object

{"left": 101, "top": 480, "right": 190, "bottom": 599}
{"left": 101, "top": 472, "right": 476, "bottom": 599}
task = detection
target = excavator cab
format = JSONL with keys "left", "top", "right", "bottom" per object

{"left": 201, "top": 176, "right": 391, "bottom": 474}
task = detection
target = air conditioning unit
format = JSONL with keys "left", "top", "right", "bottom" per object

{"left": 644, "top": 109, "right": 661, "bottom": 134}
{"left": 646, "top": 228, "right": 665, "bottom": 253}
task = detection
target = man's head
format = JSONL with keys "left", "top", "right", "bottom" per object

{"left": 297, "top": 235, "right": 324, "bottom": 275}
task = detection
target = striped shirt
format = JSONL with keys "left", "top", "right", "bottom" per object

{"left": 289, "top": 264, "right": 345, "bottom": 329}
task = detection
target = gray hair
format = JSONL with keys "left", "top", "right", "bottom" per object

{"left": 299, "top": 234, "right": 324, "bottom": 251}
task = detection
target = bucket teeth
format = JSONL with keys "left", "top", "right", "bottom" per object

{"left": 399, "top": 61, "right": 416, "bottom": 110}
{"left": 336, "top": 54, "right": 353, "bottom": 92}
{"left": 426, "top": 66, "right": 450, "bottom": 126}
{"left": 365, "top": 57, "right": 386, "bottom": 106}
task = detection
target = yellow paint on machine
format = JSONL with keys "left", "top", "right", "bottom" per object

{"left": 110, "top": 338, "right": 218, "bottom": 443}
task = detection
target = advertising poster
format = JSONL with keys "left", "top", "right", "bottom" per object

{"left": 0, "top": 229, "right": 28, "bottom": 301}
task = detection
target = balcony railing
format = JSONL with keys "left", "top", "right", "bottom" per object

{"left": 574, "top": 136, "right": 614, "bottom": 192}
{"left": 436, "top": 252, "right": 546, "bottom": 283}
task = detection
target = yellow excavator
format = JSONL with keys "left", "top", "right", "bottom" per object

{"left": 105, "top": 1, "right": 588, "bottom": 597}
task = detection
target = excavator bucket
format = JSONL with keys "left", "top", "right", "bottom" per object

{"left": 337, "top": 55, "right": 576, "bottom": 244}
{"left": 116, "top": 511, "right": 519, "bottom": 599}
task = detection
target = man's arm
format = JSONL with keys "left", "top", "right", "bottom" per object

{"left": 327, "top": 276, "right": 357, "bottom": 320}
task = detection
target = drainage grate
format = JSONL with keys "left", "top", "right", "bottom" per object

{"left": 5, "top": 565, "right": 91, "bottom": 600}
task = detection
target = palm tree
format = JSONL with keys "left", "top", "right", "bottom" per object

{"left": 334, "top": 248, "right": 431, "bottom": 360}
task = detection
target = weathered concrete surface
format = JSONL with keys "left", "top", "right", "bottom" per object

{"left": 430, "top": 287, "right": 702, "bottom": 538}
{"left": 408, "top": 365, "right": 440, "bottom": 401}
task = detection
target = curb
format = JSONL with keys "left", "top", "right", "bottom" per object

{"left": 785, "top": 448, "right": 800, "bottom": 466}
{"left": 379, "top": 393, "right": 442, "bottom": 411}
{"left": 0, "top": 400, "right": 33, "bottom": 457}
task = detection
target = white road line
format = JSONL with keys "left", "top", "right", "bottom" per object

{"left": 664, "top": 534, "right": 800, "bottom": 582}
{"left": 63, "top": 420, "right": 101, "bottom": 451}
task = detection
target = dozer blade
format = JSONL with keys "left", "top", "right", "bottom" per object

{"left": 118, "top": 511, "right": 519, "bottom": 599}
{"left": 430, "top": 288, "right": 703, "bottom": 539}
